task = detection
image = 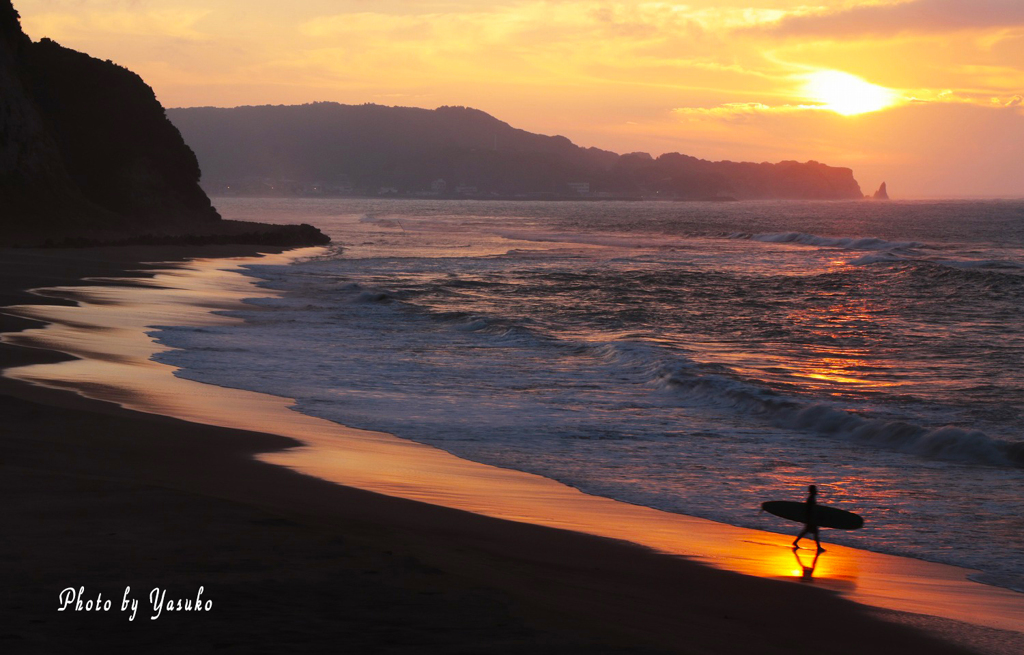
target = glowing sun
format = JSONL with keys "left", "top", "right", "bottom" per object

{"left": 803, "top": 70, "right": 899, "bottom": 116}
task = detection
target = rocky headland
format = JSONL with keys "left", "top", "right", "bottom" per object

{"left": 0, "top": 0, "right": 328, "bottom": 247}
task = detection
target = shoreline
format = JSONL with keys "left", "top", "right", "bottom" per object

{"left": 2, "top": 246, "right": 1020, "bottom": 653}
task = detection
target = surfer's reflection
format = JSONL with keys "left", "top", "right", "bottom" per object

{"left": 793, "top": 547, "right": 822, "bottom": 581}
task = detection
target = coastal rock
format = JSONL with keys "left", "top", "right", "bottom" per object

{"left": 872, "top": 182, "right": 890, "bottom": 200}
{"left": 0, "top": 0, "right": 328, "bottom": 247}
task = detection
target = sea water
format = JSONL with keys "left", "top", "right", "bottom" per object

{"left": 154, "top": 198, "right": 1024, "bottom": 590}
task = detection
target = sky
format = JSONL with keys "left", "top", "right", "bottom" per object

{"left": 16, "top": 0, "right": 1024, "bottom": 197}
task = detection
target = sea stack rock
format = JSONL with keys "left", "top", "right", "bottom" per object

{"left": 872, "top": 182, "right": 889, "bottom": 200}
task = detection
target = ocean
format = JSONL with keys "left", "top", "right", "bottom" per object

{"left": 154, "top": 197, "right": 1024, "bottom": 591}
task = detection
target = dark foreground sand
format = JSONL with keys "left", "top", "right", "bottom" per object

{"left": 0, "top": 247, "right": 995, "bottom": 654}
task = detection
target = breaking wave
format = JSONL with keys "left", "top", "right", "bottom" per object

{"left": 733, "top": 231, "right": 923, "bottom": 251}
{"left": 642, "top": 349, "right": 1024, "bottom": 469}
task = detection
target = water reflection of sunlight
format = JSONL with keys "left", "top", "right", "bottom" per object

{"left": 751, "top": 542, "right": 833, "bottom": 580}
{"left": 793, "top": 548, "right": 822, "bottom": 580}
{"left": 791, "top": 351, "right": 895, "bottom": 391}
{"left": 777, "top": 300, "right": 899, "bottom": 396}
{"left": 737, "top": 540, "right": 860, "bottom": 594}
{"left": 694, "top": 293, "right": 905, "bottom": 399}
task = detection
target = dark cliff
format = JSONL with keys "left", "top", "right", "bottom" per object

{"left": 168, "top": 102, "right": 863, "bottom": 200}
{"left": 0, "top": 1, "right": 328, "bottom": 246}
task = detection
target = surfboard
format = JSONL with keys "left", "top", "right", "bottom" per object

{"left": 761, "top": 501, "right": 864, "bottom": 530}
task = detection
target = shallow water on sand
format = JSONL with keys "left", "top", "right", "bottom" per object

{"left": 155, "top": 198, "right": 1024, "bottom": 591}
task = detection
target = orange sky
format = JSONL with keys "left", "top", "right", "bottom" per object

{"left": 16, "top": 0, "right": 1024, "bottom": 197}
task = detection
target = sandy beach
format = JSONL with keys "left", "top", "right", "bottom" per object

{"left": 2, "top": 246, "right": 1021, "bottom": 654}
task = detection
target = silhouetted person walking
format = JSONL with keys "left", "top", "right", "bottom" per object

{"left": 792, "top": 484, "right": 825, "bottom": 552}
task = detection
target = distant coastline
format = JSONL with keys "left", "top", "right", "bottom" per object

{"left": 169, "top": 102, "right": 865, "bottom": 202}
{"left": 207, "top": 191, "right": 741, "bottom": 202}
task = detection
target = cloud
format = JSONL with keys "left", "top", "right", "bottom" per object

{"left": 756, "top": 0, "right": 1024, "bottom": 39}
{"left": 903, "top": 89, "right": 1024, "bottom": 110}
{"left": 23, "top": 7, "right": 212, "bottom": 41}
{"left": 673, "top": 102, "right": 825, "bottom": 122}
{"left": 674, "top": 88, "right": 1024, "bottom": 124}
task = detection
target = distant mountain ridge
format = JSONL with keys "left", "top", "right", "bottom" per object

{"left": 0, "top": 0, "right": 327, "bottom": 246}
{"left": 168, "top": 102, "right": 864, "bottom": 200}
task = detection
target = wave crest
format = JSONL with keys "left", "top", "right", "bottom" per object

{"left": 655, "top": 359, "right": 1022, "bottom": 468}
{"left": 733, "top": 231, "right": 923, "bottom": 251}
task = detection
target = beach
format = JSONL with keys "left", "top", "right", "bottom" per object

{"left": 5, "top": 0, "right": 1024, "bottom": 648}
{"left": 2, "top": 243, "right": 1022, "bottom": 654}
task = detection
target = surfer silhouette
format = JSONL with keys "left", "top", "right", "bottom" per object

{"left": 792, "top": 484, "right": 825, "bottom": 552}
{"left": 763, "top": 486, "right": 861, "bottom": 550}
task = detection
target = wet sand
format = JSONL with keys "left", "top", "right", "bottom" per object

{"left": 2, "top": 246, "right": 1020, "bottom": 654}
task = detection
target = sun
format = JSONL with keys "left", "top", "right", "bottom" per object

{"left": 802, "top": 70, "right": 899, "bottom": 116}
